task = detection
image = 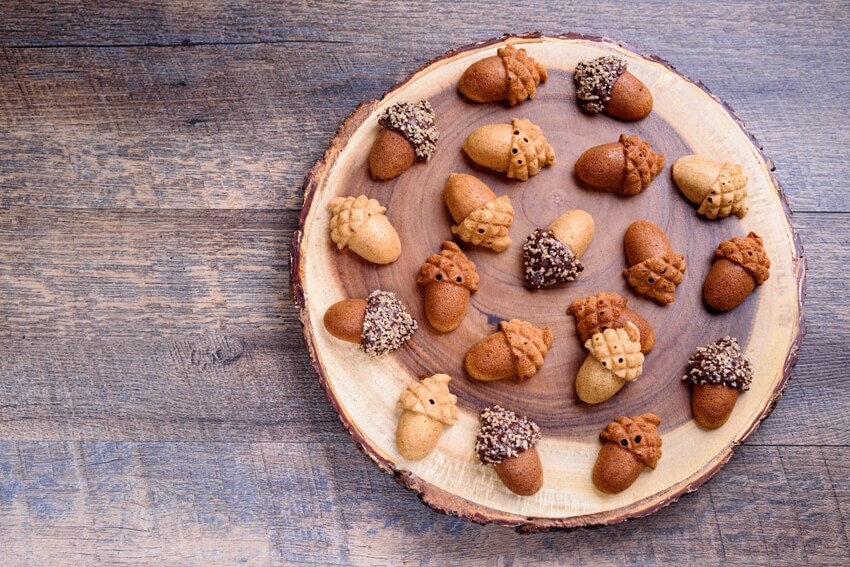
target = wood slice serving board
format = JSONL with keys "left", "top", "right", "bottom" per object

{"left": 290, "top": 34, "right": 805, "bottom": 531}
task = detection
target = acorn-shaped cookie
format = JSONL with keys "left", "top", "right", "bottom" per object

{"left": 593, "top": 414, "right": 662, "bottom": 494}
{"left": 475, "top": 405, "right": 543, "bottom": 496}
{"left": 682, "top": 337, "right": 753, "bottom": 429}
{"left": 396, "top": 374, "right": 459, "bottom": 460}
{"left": 465, "top": 319, "right": 554, "bottom": 382}
{"left": 623, "top": 220, "right": 686, "bottom": 304}
{"left": 575, "top": 322, "right": 644, "bottom": 404}
{"left": 462, "top": 118, "right": 555, "bottom": 180}
{"left": 328, "top": 195, "right": 401, "bottom": 264}
{"left": 417, "top": 241, "right": 479, "bottom": 332}
{"left": 568, "top": 291, "right": 655, "bottom": 354}
{"left": 704, "top": 232, "right": 770, "bottom": 311}
{"left": 459, "top": 44, "right": 548, "bottom": 106}
{"left": 444, "top": 173, "right": 514, "bottom": 252}
{"left": 574, "top": 55, "right": 653, "bottom": 120}
{"left": 323, "top": 290, "right": 417, "bottom": 356}
{"left": 672, "top": 155, "right": 749, "bottom": 219}
{"left": 368, "top": 101, "right": 439, "bottom": 181}
{"left": 575, "top": 134, "right": 664, "bottom": 195}
{"left": 522, "top": 209, "right": 595, "bottom": 288}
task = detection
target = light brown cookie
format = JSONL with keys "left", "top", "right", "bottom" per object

{"left": 444, "top": 173, "right": 514, "bottom": 252}
{"left": 396, "top": 374, "right": 458, "bottom": 460}
{"left": 575, "top": 322, "right": 644, "bottom": 404}
{"left": 622, "top": 220, "right": 686, "bottom": 304}
{"left": 462, "top": 118, "right": 555, "bottom": 180}
{"left": 328, "top": 195, "right": 401, "bottom": 264}
{"left": 567, "top": 291, "right": 655, "bottom": 354}
{"left": 672, "top": 155, "right": 749, "bottom": 219}
{"left": 575, "top": 134, "right": 664, "bottom": 195}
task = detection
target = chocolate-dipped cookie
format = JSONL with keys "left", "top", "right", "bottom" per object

{"left": 522, "top": 209, "right": 595, "bottom": 288}
{"left": 475, "top": 405, "right": 543, "bottom": 496}
{"left": 574, "top": 55, "right": 653, "bottom": 120}
{"left": 683, "top": 337, "right": 753, "bottom": 429}
{"left": 368, "top": 101, "right": 439, "bottom": 180}
{"left": 323, "top": 290, "right": 417, "bottom": 355}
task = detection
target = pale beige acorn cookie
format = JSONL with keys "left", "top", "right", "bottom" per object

{"left": 575, "top": 134, "right": 664, "bottom": 195}
{"left": 462, "top": 118, "right": 555, "bottom": 180}
{"left": 328, "top": 195, "right": 401, "bottom": 264}
{"left": 682, "top": 337, "right": 753, "bottom": 429}
{"left": 459, "top": 44, "right": 547, "bottom": 106}
{"left": 574, "top": 55, "right": 653, "bottom": 120}
{"left": 593, "top": 414, "right": 662, "bottom": 494}
{"left": 465, "top": 319, "right": 554, "bottom": 383}
{"left": 396, "top": 374, "right": 458, "bottom": 460}
{"left": 704, "top": 232, "right": 770, "bottom": 311}
{"left": 623, "top": 220, "right": 686, "bottom": 304}
{"left": 444, "top": 173, "right": 514, "bottom": 252}
{"left": 368, "top": 101, "right": 439, "bottom": 181}
{"left": 323, "top": 290, "right": 417, "bottom": 355}
{"left": 417, "top": 241, "right": 479, "bottom": 332}
{"left": 475, "top": 405, "right": 543, "bottom": 496}
{"left": 575, "top": 322, "right": 644, "bottom": 404}
{"left": 672, "top": 155, "right": 749, "bottom": 219}
{"left": 567, "top": 291, "right": 655, "bottom": 354}
{"left": 522, "top": 209, "right": 595, "bottom": 288}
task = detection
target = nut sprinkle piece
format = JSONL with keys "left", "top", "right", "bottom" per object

{"left": 522, "top": 228, "right": 583, "bottom": 288}
{"left": 377, "top": 100, "right": 439, "bottom": 161}
{"left": 360, "top": 290, "right": 417, "bottom": 356}
{"left": 574, "top": 55, "right": 627, "bottom": 113}
{"left": 475, "top": 405, "right": 541, "bottom": 465}
{"left": 682, "top": 336, "right": 753, "bottom": 391}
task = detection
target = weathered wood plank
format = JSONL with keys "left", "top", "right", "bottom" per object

{"left": 0, "top": 442, "right": 846, "bottom": 566}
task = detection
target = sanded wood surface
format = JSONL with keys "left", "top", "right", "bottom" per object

{"left": 0, "top": 1, "right": 848, "bottom": 564}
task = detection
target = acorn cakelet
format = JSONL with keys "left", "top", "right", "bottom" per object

{"left": 593, "top": 414, "right": 662, "bottom": 494}
{"left": 704, "top": 232, "right": 770, "bottom": 312}
{"left": 574, "top": 55, "right": 653, "bottom": 120}
{"left": 323, "top": 290, "right": 417, "bottom": 356}
{"left": 575, "top": 134, "right": 664, "bottom": 195}
{"left": 417, "top": 241, "right": 479, "bottom": 333}
{"left": 672, "top": 155, "right": 749, "bottom": 219}
{"left": 328, "top": 195, "right": 401, "bottom": 264}
{"left": 567, "top": 291, "right": 655, "bottom": 354}
{"left": 622, "top": 220, "right": 686, "bottom": 304}
{"left": 368, "top": 100, "right": 439, "bottom": 180}
{"left": 465, "top": 319, "right": 554, "bottom": 382}
{"left": 522, "top": 209, "right": 595, "bottom": 289}
{"left": 443, "top": 173, "right": 514, "bottom": 252}
{"left": 462, "top": 118, "right": 555, "bottom": 180}
{"left": 575, "top": 322, "right": 644, "bottom": 404}
{"left": 396, "top": 374, "right": 458, "bottom": 460}
{"left": 458, "top": 44, "right": 548, "bottom": 106}
{"left": 683, "top": 337, "right": 753, "bottom": 429}
{"left": 475, "top": 405, "right": 543, "bottom": 496}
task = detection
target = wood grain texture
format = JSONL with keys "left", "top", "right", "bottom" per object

{"left": 0, "top": 0, "right": 848, "bottom": 562}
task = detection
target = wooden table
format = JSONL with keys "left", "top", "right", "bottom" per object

{"left": 0, "top": 2, "right": 847, "bottom": 565}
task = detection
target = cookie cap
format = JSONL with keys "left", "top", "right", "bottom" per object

{"left": 600, "top": 413, "right": 662, "bottom": 469}
{"left": 475, "top": 405, "right": 541, "bottom": 465}
{"left": 715, "top": 232, "right": 770, "bottom": 285}
{"left": 507, "top": 118, "right": 556, "bottom": 181}
{"left": 360, "top": 290, "right": 417, "bottom": 356}
{"left": 498, "top": 44, "right": 547, "bottom": 106}
{"left": 682, "top": 336, "right": 753, "bottom": 391}
{"left": 574, "top": 55, "right": 627, "bottom": 113}
{"left": 624, "top": 253, "right": 686, "bottom": 304}
{"left": 377, "top": 101, "right": 439, "bottom": 161}
{"left": 450, "top": 195, "right": 514, "bottom": 252}
{"left": 397, "top": 374, "right": 458, "bottom": 425}
{"left": 417, "top": 241, "right": 479, "bottom": 292}
{"left": 568, "top": 291, "right": 628, "bottom": 343}
{"left": 585, "top": 322, "right": 644, "bottom": 381}
{"left": 698, "top": 162, "right": 749, "bottom": 219}
{"left": 621, "top": 134, "right": 665, "bottom": 195}
{"left": 499, "top": 319, "right": 555, "bottom": 382}
{"left": 522, "top": 229, "right": 583, "bottom": 288}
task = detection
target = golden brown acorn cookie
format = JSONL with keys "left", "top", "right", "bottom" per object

{"left": 575, "top": 134, "right": 664, "bottom": 195}
{"left": 575, "top": 322, "right": 645, "bottom": 404}
{"left": 417, "top": 242, "right": 479, "bottom": 332}
{"left": 682, "top": 337, "right": 753, "bottom": 429}
{"left": 462, "top": 118, "right": 555, "bottom": 180}
{"left": 567, "top": 291, "right": 655, "bottom": 354}
{"left": 522, "top": 209, "right": 595, "bottom": 288}
{"left": 459, "top": 44, "right": 548, "bottom": 106}
{"left": 465, "top": 319, "right": 554, "bottom": 382}
{"left": 328, "top": 195, "right": 401, "bottom": 264}
{"left": 593, "top": 414, "right": 662, "bottom": 494}
{"left": 323, "top": 290, "right": 417, "bottom": 355}
{"left": 396, "top": 374, "right": 458, "bottom": 460}
{"left": 574, "top": 55, "right": 653, "bottom": 120}
{"left": 475, "top": 405, "right": 543, "bottom": 496}
{"left": 622, "top": 220, "right": 686, "bottom": 304}
{"left": 704, "top": 232, "right": 770, "bottom": 311}
{"left": 444, "top": 173, "right": 514, "bottom": 252}
{"left": 368, "top": 101, "right": 439, "bottom": 181}
{"left": 672, "top": 155, "right": 749, "bottom": 219}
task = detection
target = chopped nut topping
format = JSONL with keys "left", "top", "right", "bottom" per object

{"left": 522, "top": 228, "right": 583, "bottom": 288}
{"left": 360, "top": 290, "right": 417, "bottom": 356}
{"left": 574, "top": 55, "right": 627, "bottom": 113}
{"left": 377, "top": 100, "right": 439, "bottom": 161}
{"left": 682, "top": 336, "right": 753, "bottom": 390}
{"left": 475, "top": 405, "right": 541, "bottom": 465}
